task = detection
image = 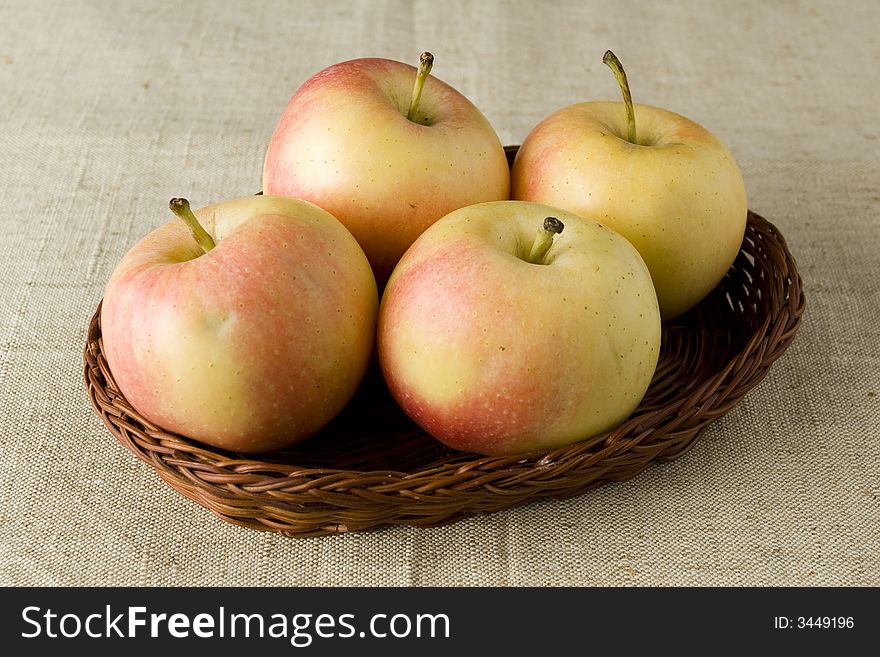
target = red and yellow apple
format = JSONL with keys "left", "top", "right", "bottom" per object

{"left": 512, "top": 51, "right": 747, "bottom": 319}
{"left": 378, "top": 201, "right": 661, "bottom": 456}
{"left": 101, "top": 195, "right": 378, "bottom": 452}
{"left": 262, "top": 53, "right": 510, "bottom": 285}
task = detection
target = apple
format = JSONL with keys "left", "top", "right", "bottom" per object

{"left": 511, "top": 51, "right": 747, "bottom": 319}
{"left": 100, "top": 195, "right": 378, "bottom": 453}
{"left": 377, "top": 201, "right": 661, "bottom": 456}
{"left": 262, "top": 52, "right": 510, "bottom": 286}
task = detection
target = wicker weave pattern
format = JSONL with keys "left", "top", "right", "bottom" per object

{"left": 83, "top": 165, "right": 805, "bottom": 537}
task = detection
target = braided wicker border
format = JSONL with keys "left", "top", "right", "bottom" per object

{"left": 83, "top": 169, "right": 805, "bottom": 538}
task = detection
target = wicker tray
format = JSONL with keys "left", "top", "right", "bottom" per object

{"left": 83, "top": 149, "right": 805, "bottom": 537}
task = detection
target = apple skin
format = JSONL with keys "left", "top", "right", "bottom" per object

{"left": 100, "top": 195, "right": 378, "bottom": 453}
{"left": 262, "top": 57, "right": 510, "bottom": 285}
{"left": 377, "top": 201, "right": 661, "bottom": 456}
{"left": 511, "top": 102, "right": 747, "bottom": 320}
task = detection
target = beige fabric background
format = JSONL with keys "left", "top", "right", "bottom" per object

{"left": 1, "top": 0, "right": 877, "bottom": 586}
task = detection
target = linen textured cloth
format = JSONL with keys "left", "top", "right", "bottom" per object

{"left": 1, "top": 0, "right": 877, "bottom": 586}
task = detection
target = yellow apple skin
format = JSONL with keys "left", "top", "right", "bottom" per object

{"left": 263, "top": 57, "right": 510, "bottom": 285}
{"left": 101, "top": 196, "right": 378, "bottom": 453}
{"left": 511, "top": 102, "right": 747, "bottom": 320}
{"left": 378, "top": 201, "right": 660, "bottom": 456}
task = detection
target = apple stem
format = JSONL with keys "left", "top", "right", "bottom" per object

{"left": 406, "top": 51, "right": 434, "bottom": 122}
{"left": 526, "top": 217, "right": 565, "bottom": 264}
{"left": 602, "top": 50, "right": 637, "bottom": 144}
{"left": 169, "top": 198, "right": 215, "bottom": 254}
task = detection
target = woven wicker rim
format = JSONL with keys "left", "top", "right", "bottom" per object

{"left": 83, "top": 148, "right": 805, "bottom": 537}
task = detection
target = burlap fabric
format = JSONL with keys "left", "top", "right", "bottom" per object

{"left": 1, "top": 0, "right": 877, "bottom": 586}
